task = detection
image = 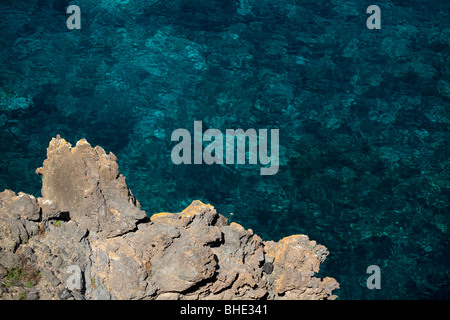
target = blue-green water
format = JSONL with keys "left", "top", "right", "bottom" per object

{"left": 0, "top": 0, "right": 449, "bottom": 299}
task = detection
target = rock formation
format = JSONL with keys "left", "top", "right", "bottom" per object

{"left": 0, "top": 136, "right": 339, "bottom": 300}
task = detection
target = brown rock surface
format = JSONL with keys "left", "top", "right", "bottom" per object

{"left": 0, "top": 136, "right": 339, "bottom": 300}
{"left": 35, "top": 135, "right": 147, "bottom": 239}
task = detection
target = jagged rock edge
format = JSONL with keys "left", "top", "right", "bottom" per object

{"left": 0, "top": 136, "right": 339, "bottom": 300}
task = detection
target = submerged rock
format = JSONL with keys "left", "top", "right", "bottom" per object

{"left": 0, "top": 136, "right": 339, "bottom": 300}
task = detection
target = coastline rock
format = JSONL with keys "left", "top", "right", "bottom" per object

{"left": 0, "top": 190, "right": 40, "bottom": 252}
{"left": 35, "top": 135, "right": 147, "bottom": 239}
{"left": 0, "top": 136, "right": 339, "bottom": 300}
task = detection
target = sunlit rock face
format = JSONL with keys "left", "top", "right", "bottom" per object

{"left": 0, "top": 137, "right": 338, "bottom": 300}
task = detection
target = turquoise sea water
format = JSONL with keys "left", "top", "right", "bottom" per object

{"left": 0, "top": 0, "right": 449, "bottom": 299}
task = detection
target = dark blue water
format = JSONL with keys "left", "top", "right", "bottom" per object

{"left": 0, "top": 0, "right": 449, "bottom": 299}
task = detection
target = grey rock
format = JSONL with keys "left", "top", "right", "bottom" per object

{"left": 22, "top": 219, "right": 39, "bottom": 238}
{"left": 0, "top": 264, "right": 7, "bottom": 279}
{"left": 26, "top": 288, "right": 39, "bottom": 300}
{"left": 0, "top": 285, "right": 7, "bottom": 294}
{"left": 263, "top": 262, "right": 273, "bottom": 274}
{"left": 0, "top": 251, "right": 19, "bottom": 269}
{"left": 0, "top": 191, "right": 37, "bottom": 252}
{"left": 70, "top": 290, "right": 85, "bottom": 300}
{"left": 59, "top": 288, "right": 72, "bottom": 300}
{"left": 40, "top": 268, "right": 60, "bottom": 287}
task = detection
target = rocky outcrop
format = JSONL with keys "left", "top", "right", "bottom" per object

{"left": 36, "top": 135, "right": 147, "bottom": 238}
{"left": 0, "top": 136, "right": 339, "bottom": 300}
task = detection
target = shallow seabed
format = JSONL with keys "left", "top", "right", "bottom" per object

{"left": 0, "top": 0, "right": 449, "bottom": 299}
